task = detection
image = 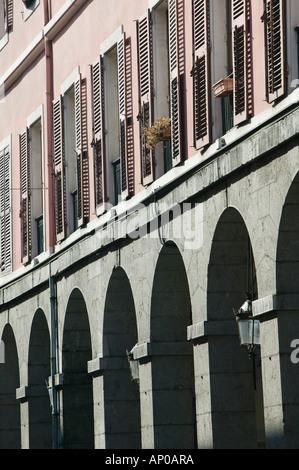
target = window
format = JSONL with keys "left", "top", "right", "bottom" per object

{"left": 53, "top": 70, "right": 89, "bottom": 242}
{"left": 0, "top": 141, "right": 11, "bottom": 274}
{"left": 210, "top": 0, "right": 234, "bottom": 138}
{"left": 137, "top": 0, "right": 182, "bottom": 184}
{"left": 0, "top": 0, "right": 9, "bottom": 50}
{"left": 91, "top": 29, "right": 129, "bottom": 213}
{"left": 152, "top": 0, "right": 172, "bottom": 176}
{"left": 19, "top": 117, "right": 44, "bottom": 263}
{"left": 0, "top": 0, "right": 6, "bottom": 40}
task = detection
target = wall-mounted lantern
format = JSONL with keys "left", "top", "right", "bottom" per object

{"left": 234, "top": 294, "right": 260, "bottom": 358}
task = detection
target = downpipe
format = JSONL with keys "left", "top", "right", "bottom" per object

{"left": 49, "top": 264, "right": 60, "bottom": 449}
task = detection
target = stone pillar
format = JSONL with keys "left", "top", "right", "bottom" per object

{"left": 133, "top": 341, "right": 196, "bottom": 449}
{"left": 16, "top": 386, "right": 29, "bottom": 449}
{"left": 132, "top": 343, "right": 155, "bottom": 449}
{"left": 254, "top": 295, "right": 299, "bottom": 449}
{"left": 88, "top": 356, "right": 141, "bottom": 449}
{"left": 188, "top": 320, "right": 259, "bottom": 449}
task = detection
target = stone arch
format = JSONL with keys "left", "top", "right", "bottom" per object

{"left": 0, "top": 324, "right": 21, "bottom": 449}
{"left": 28, "top": 309, "right": 51, "bottom": 449}
{"left": 276, "top": 171, "right": 299, "bottom": 295}
{"left": 207, "top": 207, "right": 265, "bottom": 448}
{"left": 150, "top": 242, "right": 196, "bottom": 449}
{"left": 61, "top": 288, "right": 94, "bottom": 449}
{"left": 102, "top": 266, "right": 141, "bottom": 449}
{"left": 274, "top": 171, "right": 299, "bottom": 447}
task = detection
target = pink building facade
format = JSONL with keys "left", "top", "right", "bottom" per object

{"left": 1, "top": 0, "right": 298, "bottom": 271}
{"left": 1, "top": 0, "right": 299, "bottom": 449}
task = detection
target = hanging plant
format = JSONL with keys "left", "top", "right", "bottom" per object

{"left": 144, "top": 116, "right": 171, "bottom": 151}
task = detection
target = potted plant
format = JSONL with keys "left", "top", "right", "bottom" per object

{"left": 145, "top": 116, "right": 171, "bottom": 151}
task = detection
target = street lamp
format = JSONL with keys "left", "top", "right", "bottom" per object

{"left": 234, "top": 293, "right": 260, "bottom": 358}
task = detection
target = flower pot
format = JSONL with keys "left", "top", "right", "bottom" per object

{"left": 212, "top": 78, "right": 233, "bottom": 98}
{"left": 159, "top": 129, "right": 171, "bottom": 141}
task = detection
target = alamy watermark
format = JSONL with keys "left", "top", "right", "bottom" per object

{"left": 95, "top": 201, "right": 204, "bottom": 250}
{"left": 290, "top": 339, "right": 299, "bottom": 364}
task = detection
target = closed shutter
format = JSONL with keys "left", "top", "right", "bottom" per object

{"left": 168, "top": 0, "right": 182, "bottom": 166}
{"left": 232, "top": 0, "right": 249, "bottom": 125}
{"left": 117, "top": 33, "right": 129, "bottom": 198}
{"left": 137, "top": 10, "right": 154, "bottom": 185}
{"left": 192, "top": 0, "right": 211, "bottom": 149}
{"left": 92, "top": 57, "right": 107, "bottom": 212}
{"left": 75, "top": 75, "right": 89, "bottom": 227}
{"left": 20, "top": 129, "right": 31, "bottom": 263}
{"left": 264, "top": 0, "right": 286, "bottom": 103}
{"left": 53, "top": 96, "right": 66, "bottom": 242}
{"left": 0, "top": 147, "right": 11, "bottom": 272}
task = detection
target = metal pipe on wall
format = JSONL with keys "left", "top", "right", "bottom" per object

{"left": 44, "top": 0, "right": 60, "bottom": 450}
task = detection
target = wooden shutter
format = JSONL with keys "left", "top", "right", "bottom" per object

{"left": 264, "top": 0, "right": 286, "bottom": 103}
{"left": 53, "top": 96, "right": 66, "bottom": 242}
{"left": 92, "top": 57, "right": 107, "bottom": 212}
{"left": 0, "top": 147, "right": 11, "bottom": 272}
{"left": 169, "top": 0, "right": 182, "bottom": 166}
{"left": 75, "top": 75, "right": 89, "bottom": 227}
{"left": 117, "top": 33, "right": 129, "bottom": 199}
{"left": 192, "top": 0, "right": 211, "bottom": 149}
{"left": 232, "top": 0, "right": 248, "bottom": 125}
{"left": 20, "top": 129, "right": 31, "bottom": 263}
{"left": 137, "top": 10, "right": 154, "bottom": 185}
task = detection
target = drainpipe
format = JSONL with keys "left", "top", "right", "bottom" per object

{"left": 44, "top": 0, "right": 59, "bottom": 449}
{"left": 295, "top": 26, "right": 299, "bottom": 83}
{"left": 49, "top": 263, "right": 59, "bottom": 449}
{"left": 44, "top": 0, "right": 55, "bottom": 251}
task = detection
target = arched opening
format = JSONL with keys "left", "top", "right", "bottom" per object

{"left": 207, "top": 207, "right": 265, "bottom": 449}
{"left": 277, "top": 172, "right": 299, "bottom": 295}
{"left": 103, "top": 267, "right": 141, "bottom": 449}
{"left": 150, "top": 243, "right": 196, "bottom": 449}
{"left": 275, "top": 172, "right": 299, "bottom": 447}
{"left": 0, "top": 324, "right": 21, "bottom": 449}
{"left": 28, "top": 309, "right": 51, "bottom": 449}
{"left": 62, "top": 288, "right": 94, "bottom": 449}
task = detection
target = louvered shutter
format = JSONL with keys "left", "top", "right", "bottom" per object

{"left": 169, "top": 0, "right": 182, "bottom": 166}
{"left": 137, "top": 10, "right": 154, "bottom": 185}
{"left": 117, "top": 33, "right": 129, "bottom": 198}
{"left": 0, "top": 147, "right": 11, "bottom": 272}
{"left": 75, "top": 75, "right": 89, "bottom": 227}
{"left": 20, "top": 129, "right": 31, "bottom": 263}
{"left": 53, "top": 96, "right": 66, "bottom": 242}
{"left": 192, "top": 0, "right": 211, "bottom": 149}
{"left": 92, "top": 57, "right": 107, "bottom": 212}
{"left": 264, "top": 0, "right": 286, "bottom": 103}
{"left": 232, "top": 0, "right": 248, "bottom": 125}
